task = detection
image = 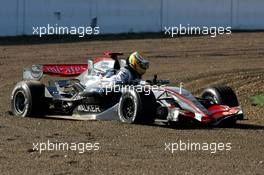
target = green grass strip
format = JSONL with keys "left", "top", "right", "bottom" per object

{"left": 250, "top": 93, "right": 264, "bottom": 107}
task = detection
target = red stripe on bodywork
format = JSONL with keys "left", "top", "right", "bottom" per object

{"left": 208, "top": 105, "right": 240, "bottom": 120}
{"left": 161, "top": 87, "right": 208, "bottom": 117}
{"left": 94, "top": 57, "right": 114, "bottom": 64}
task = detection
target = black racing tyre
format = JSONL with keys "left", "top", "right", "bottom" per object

{"left": 202, "top": 85, "right": 239, "bottom": 107}
{"left": 11, "top": 81, "right": 47, "bottom": 117}
{"left": 118, "top": 89, "right": 157, "bottom": 124}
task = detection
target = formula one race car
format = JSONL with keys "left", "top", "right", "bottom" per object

{"left": 11, "top": 52, "right": 243, "bottom": 126}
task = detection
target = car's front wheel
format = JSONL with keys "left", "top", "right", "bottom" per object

{"left": 202, "top": 85, "right": 239, "bottom": 107}
{"left": 202, "top": 85, "right": 240, "bottom": 126}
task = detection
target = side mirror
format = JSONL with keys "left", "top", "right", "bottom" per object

{"left": 120, "top": 59, "right": 126, "bottom": 68}
{"left": 179, "top": 82, "right": 184, "bottom": 94}
{"left": 153, "top": 74, "right": 158, "bottom": 84}
{"left": 87, "top": 59, "right": 94, "bottom": 74}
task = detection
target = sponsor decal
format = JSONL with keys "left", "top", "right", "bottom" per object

{"left": 31, "top": 65, "right": 43, "bottom": 79}
{"left": 77, "top": 105, "right": 101, "bottom": 113}
{"left": 43, "top": 65, "right": 88, "bottom": 75}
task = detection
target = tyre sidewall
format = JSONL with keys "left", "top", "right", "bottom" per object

{"left": 202, "top": 86, "right": 239, "bottom": 107}
{"left": 11, "top": 82, "right": 32, "bottom": 117}
{"left": 118, "top": 90, "right": 141, "bottom": 124}
{"left": 202, "top": 89, "right": 222, "bottom": 104}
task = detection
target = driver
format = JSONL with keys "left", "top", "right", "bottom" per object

{"left": 107, "top": 51, "right": 149, "bottom": 84}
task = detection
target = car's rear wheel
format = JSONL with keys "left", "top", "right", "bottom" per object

{"left": 11, "top": 81, "right": 47, "bottom": 117}
{"left": 118, "top": 89, "right": 157, "bottom": 124}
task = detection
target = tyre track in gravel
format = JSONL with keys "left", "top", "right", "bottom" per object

{"left": 184, "top": 68, "right": 264, "bottom": 94}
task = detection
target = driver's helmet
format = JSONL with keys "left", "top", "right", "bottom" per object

{"left": 128, "top": 52, "right": 149, "bottom": 75}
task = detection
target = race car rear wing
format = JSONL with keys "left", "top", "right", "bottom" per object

{"left": 23, "top": 64, "right": 88, "bottom": 80}
{"left": 22, "top": 59, "right": 126, "bottom": 81}
{"left": 22, "top": 52, "right": 127, "bottom": 80}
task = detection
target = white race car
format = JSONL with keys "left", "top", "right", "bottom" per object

{"left": 11, "top": 52, "right": 243, "bottom": 126}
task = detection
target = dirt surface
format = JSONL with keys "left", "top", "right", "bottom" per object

{"left": 0, "top": 33, "right": 264, "bottom": 175}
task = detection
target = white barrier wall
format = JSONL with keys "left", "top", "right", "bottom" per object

{"left": 162, "top": 0, "right": 232, "bottom": 27}
{"left": 24, "top": 0, "right": 93, "bottom": 34}
{"left": 0, "top": 0, "right": 19, "bottom": 36}
{"left": 25, "top": 0, "right": 161, "bottom": 34}
{"left": 0, "top": 0, "right": 264, "bottom": 36}
{"left": 95, "top": 0, "right": 161, "bottom": 33}
{"left": 235, "top": 0, "right": 264, "bottom": 29}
